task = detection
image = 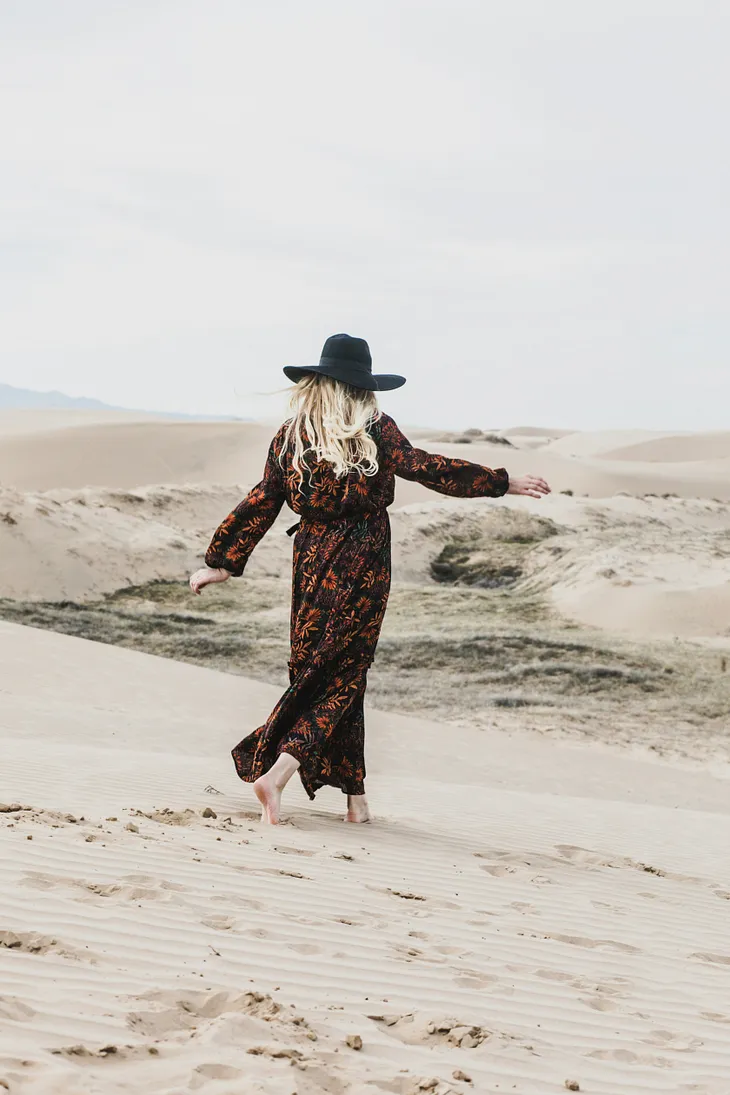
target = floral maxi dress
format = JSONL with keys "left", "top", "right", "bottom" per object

{"left": 204, "top": 413, "right": 509, "bottom": 800}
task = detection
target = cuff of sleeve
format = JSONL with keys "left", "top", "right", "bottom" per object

{"left": 204, "top": 551, "right": 244, "bottom": 577}
{"left": 494, "top": 468, "right": 510, "bottom": 497}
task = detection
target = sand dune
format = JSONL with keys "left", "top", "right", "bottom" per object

{"left": 432, "top": 439, "right": 730, "bottom": 500}
{"left": 543, "top": 430, "right": 678, "bottom": 458}
{"left": 3, "top": 411, "right": 729, "bottom": 502}
{"left": 599, "top": 431, "right": 730, "bottom": 464}
{"left": 501, "top": 425, "right": 576, "bottom": 440}
{"left": 0, "top": 419, "right": 274, "bottom": 491}
{"left": 0, "top": 408, "right": 172, "bottom": 436}
{"left": 2, "top": 621, "right": 730, "bottom": 1094}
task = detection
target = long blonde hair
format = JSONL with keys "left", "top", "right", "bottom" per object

{"left": 281, "top": 374, "right": 381, "bottom": 490}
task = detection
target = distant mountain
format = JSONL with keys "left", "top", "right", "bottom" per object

{"left": 0, "top": 383, "right": 247, "bottom": 421}
{"left": 0, "top": 383, "right": 121, "bottom": 411}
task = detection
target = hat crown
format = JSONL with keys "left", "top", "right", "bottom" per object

{"left": 320, "top": 333, "right": 372, "bottom": 372}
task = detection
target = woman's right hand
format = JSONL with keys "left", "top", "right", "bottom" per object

{"left": 506, "top": 475, "right": 551, "bottom": 499}
{"left": 189, "top": 566, "right": 231, "bottom": 595}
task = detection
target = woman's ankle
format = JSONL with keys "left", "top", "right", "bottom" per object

{"left": 269, "top": 751, "right": 301, "bottom": 789}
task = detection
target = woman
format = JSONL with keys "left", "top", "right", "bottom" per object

{"left": 189, "top": 334, "right": 550, "bottom": 824}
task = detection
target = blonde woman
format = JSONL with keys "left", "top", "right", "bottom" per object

{"left": 189, "top": 334, "right": 550, "bottom": 824}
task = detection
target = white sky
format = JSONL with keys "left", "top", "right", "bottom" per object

{"left": 2, "top": 1, "right": 728, "bottom": 429}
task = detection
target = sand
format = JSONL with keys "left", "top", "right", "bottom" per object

{"left": 2, "top": 621, "right": 730, "bottom": 1094}
{"left": 2, "top": 409, "right": 730, "bottom": 1093}
{"left": 3, "top": 412, "right": 730, "bottom": 500}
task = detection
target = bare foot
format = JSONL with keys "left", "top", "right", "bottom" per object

{"left": 254, "top": 774, "right": 281, "bottom": 825}
{"left": 346, "top": 794, "right": 371, "bottom": 823}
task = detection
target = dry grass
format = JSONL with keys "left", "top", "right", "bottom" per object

{"left": 429, "top": 512, "right": 558, "bottom": 588}
{"left": 2, "top": 559, "right": 729, "bottom": 764}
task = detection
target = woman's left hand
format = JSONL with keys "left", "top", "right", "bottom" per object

{"left": 189, "top": 566, "right": 231, "bottom": 595}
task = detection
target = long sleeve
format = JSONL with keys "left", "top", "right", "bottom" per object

{"left": 379, "top": 413, "right": 510, "bottom": 498}
{"left": 204, "top": 430, "right": 286, "bottom": 576}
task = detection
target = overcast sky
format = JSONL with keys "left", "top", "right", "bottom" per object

{"left": 2, "top": 1, "right": 728, "bottom": 429}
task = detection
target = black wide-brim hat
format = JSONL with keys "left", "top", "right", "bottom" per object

{"left": 283, "top": 333, "right": 406, "bottom": 392}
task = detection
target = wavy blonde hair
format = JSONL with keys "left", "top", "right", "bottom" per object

{"left": 281, "top": 374, "right": 381, "bottom": 490}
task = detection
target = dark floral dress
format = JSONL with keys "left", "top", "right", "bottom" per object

{"left": 204, "top": 413, "right": 509, "bottom": 799}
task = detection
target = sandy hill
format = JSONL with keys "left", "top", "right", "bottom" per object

{"left": 502, "top": 426, "right": 576, "bottom": 439}
{"left": 0, "top": 408, "right": 173, "bottom": 437}
{"left": 0, "top": 418, "right": 275, "bottom": 491}
{"left": 599, "top": 432, "right": 730, "bottom": 464}
{"left": 2, "top": 620, "right": 730, "bottom": 1094}
{"left": 2, "top": 412, "right": 730, "bottom": 501}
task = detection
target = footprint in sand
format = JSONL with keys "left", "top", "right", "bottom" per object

{"left": 556, "top": 844, "right": 702, "bottom": 886}
{"left": 690, "top": 952, "right": 730, "bottom": 966}
{"left": 545, "top": 932, "right": 641, "bottom": 954}
{"left": 244, "top": 927, "right": 271, "bottom": 940}
{"left": 368, "top": 1013, "right": 490, "bottom": 1049}
{"left": 192, "top": 1063, "right": 243, "bottom": 1081}
{"left": 572, "top": 975, "right": 633, "bottom": 996}
{"left": 128, "top": 989, "right": 314, "bottom": 1041}
{"left": 511, "top": 902, "right": 539, "bottom": 914}
{"left": 385, "top": 889, "right": 428, "bottom": 902}
{"left": 479, "top": 864, "right": 517, "bottom": 877}
{"left": 130, "top": 807, "right": 199, "bottom": 826}
{"left": 237, "top": 865, "right": 313, "bottom": 881}
{"left": 287, "top": 943, "right": 321, "bottom": 955}
{"left": 586, "top": 1048, "right": 675, "bottom": 1068}
{"left": 591, "top": 899, "right": 626, "bottom": 913}
{"left": 22, "top": 872, "right": 186, "bottom": 904}
{"left": 392, "top": 944, "right": 447, "bottom": 967}
{"left": 0, "top": 997, "right": 36, "bottom": 1022}
{"left": 554, "top": 844, "right": 605, "bottom": 866}
{"left": 580, "top": 997, "right": 623, "bottom": 1012}
{"left": 200, "top": 914, "right": 236, "bottom": 931}
{"left": 453, "top": 972, "right": 504, "bottom": 992}
{"left": 370, "top": 1012, "right": 539, "bottom": 1056}
{"left": 209, "top": 893, "right": 264, "bottom": 911}
{"left": 641, "top": 1030, "right": 704, "bottom": 1052}
{"left": 50, "top": 1043, "right": 161, "bottom": 1062}
{"left": 0, "top": 931, "right": 96, "bottom": 963}
{"left": 535, "top": 969, "right": 574, "bottom": 983}
{"left": 475, "top": 848, "right": 564, "bottom": 877}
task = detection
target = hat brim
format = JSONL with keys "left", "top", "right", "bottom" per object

{"left": 283, "top": 363, "right": 406, "bottom": 391}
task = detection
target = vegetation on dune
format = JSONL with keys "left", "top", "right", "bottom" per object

{"left": 1, "top": 552, "right": 728, "bottom": 763}
{"left": 430, "top": 511, "right": 559, "bottom": 588}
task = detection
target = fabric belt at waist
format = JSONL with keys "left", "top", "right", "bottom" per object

{"left": 286, "top": 510, "right": 384, "bottom": 538}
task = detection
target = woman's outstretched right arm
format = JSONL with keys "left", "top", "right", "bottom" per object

{"left": 379, "top": 413, "right": 511, "bottom": 498}
{"left": 379, "top": 414, "right": 550, "bottom": 500}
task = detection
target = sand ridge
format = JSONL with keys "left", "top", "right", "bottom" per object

{"left": 2, "top": 411, "right": 730, "bottom": 499}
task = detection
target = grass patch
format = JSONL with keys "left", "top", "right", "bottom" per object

{"left": 1, "top": 573, "right": 729, "bottom": 764}
{"left": 430, "top": 512, "right": 559, "bottom": 588}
